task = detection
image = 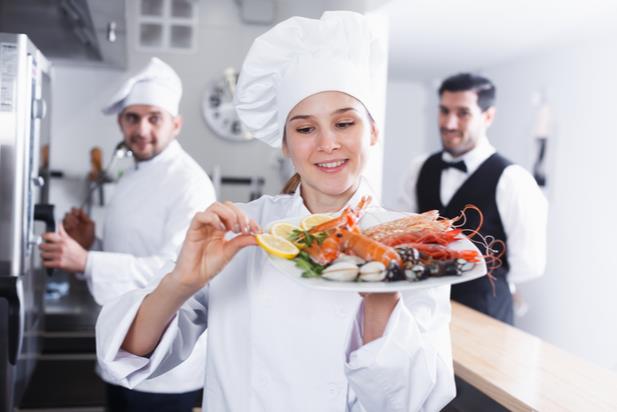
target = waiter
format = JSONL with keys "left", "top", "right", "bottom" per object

{"left": 397, "top": 73, "right": 547, "bottom": 325}
{"left": 40, "top": 57, "right": 215, "bottom": 411}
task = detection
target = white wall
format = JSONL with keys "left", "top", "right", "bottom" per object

{"left": 381, "top": 80, "right": 429, "bottom": 209}
{"left": 482, "top": 40, "right": 617, "bottom": 371}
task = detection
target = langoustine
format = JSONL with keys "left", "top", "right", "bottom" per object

{"left": 303, "top": 196, "right": 401, "bottom": 270}
{"left": 364, "top": 204, "right": 483, "bottom": 246}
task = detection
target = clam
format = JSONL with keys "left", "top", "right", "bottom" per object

{"left": 333, "top": 254, "right": 365, "bottom": 266}
{"left": 321, "top": 261, "right": 359, "bottom": 282}
{"left": 359, "top": 261, "right": 387, "bottom": 282}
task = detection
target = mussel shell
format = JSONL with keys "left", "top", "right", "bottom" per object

{"left": 441, "top": 260, "right": 461, "bottom": 276}
{"left": 385, "top": 261, "right": 405, "bottom": 281}
{"left": 415, "top": 260, "right": 462, "bottom": 279}
{"left": 405, "top": 264, "right": 426, "bottom": 281}
{"left": 457, "top": 258, "right": 475, "bottom": 272}
{"left": 395, "top": 246, "right": 420, "bottom": 264}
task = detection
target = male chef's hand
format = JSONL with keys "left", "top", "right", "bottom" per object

{"left": 63, "top": 208, "right": 95, "bottom": 249}
{"left": 39, "top": 224, "right": 88, "bottom": 273}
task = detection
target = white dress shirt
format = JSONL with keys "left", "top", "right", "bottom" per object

{"left": 96, "top": 178, "right": 456, "bottom": 411}
{"left": 87, "top": 140, "right": 216, "bottom": 393}
{"left": 396, "top": 138, "right": 548, "bottom": 284}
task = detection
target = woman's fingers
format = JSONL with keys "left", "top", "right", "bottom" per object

{"left": 189, "top": 209, "right": 226, "bottom": 233}
{"left": 200, "top": 202, "right": 261, "bottom": 234}
{"left": 215, "top": 202, "right": 244, "bottom": 232}
{"left": 248, "top": 218, "right": 261, "bottom": 234}
{"left": 223, "top": 233, "right": 257, "bottom": 260}
{"left": 223, "top": 201, "right": 253, "bottom": 233}
{"left": 215, "top": 201, "right": 246, "bottom": 233}
{"left": 187, "top": 202, "right": 262, "bottom": 252}
{"left": 223, "top": 202, "right": 262, "bottom": 234}
{"left": 175, "top": 202, "right": 262, "bottom": 285}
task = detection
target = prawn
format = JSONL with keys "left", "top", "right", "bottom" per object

{"left": 337, "top": 228, "right": 402, "bottom": 269}
{"left": 397, "top": 242, "right": 480, "bottom": 263}
{"left": 308, "top": 195, "right": 371, "bottom": 234}
{"left": 303, "top": 196, "right": 372, "bottom": 265}
{"left": 304, "top": 235, "right": 342, "bottom": 265}
{"left": 378, "top": 228, "right": 462, "bottom": 247}
{"left": 365, "top": 204, "right": 484, "bottom": 244}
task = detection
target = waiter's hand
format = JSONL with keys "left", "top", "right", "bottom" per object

{"left": 63, "top": 208, "right": 95, "bottom": 249}
{"left": 170, "top": 201, "right": 260, "bottom": 293}
{"left": 39, "top": 224, "right": 88, "bottom": 273}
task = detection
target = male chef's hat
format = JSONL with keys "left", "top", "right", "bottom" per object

{"left": 102, "top": 57, "right": 182, "bottom": 116}
{"left": 234, "top": 11, "right": 385, "bottom": 148}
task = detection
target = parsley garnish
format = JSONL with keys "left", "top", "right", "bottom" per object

{"left": 290, "top": 229, "right": 328, "bottom": 248}
{"left": 293, "top": 251, "right": 326, "bottom": 278}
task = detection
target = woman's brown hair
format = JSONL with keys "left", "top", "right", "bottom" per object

{"left": 280, "top": 129, "right": 301, "bottom": 194}
{"left": 281, "top": 172, "right": 301, "bottom": 194}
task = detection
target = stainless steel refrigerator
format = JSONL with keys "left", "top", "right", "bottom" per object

{"left": 0, "top": 33, "right": 54, "bottom": 411}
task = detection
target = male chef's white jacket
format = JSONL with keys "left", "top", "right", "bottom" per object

{"left": 96, "top": 179, "right": 456, "bottom": 410}
{"left": 87, "top": 140, "right": 216, "bottom": 393}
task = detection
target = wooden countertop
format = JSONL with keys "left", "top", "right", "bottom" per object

{"left": 450, "top": 301, "right": 617, "bottom": 411}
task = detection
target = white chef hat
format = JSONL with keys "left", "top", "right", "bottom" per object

{"left": 102, "top": 57, "right": 182, "bottom": 116}
{"left": 234, "top": 11, "right": 385, "bottom": 148}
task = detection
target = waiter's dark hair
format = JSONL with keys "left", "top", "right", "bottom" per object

{"left": 438, "top": 73, "right": 496, "bottom": 112}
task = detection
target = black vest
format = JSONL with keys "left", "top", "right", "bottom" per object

{"left": 416, "top": 152, "right": 511, "bottom": 297}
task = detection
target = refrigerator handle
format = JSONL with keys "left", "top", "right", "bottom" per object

{"left": 8, "top": 288, "right": 21, "bottom": 365}
{"left": 0, "top": 278, "right": 21, "bottom": 365}
{"left": 34, "top": 203, "right": 56, "bottom": 276}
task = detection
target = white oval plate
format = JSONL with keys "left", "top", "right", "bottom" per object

{"left": 265, "top": 210, "right": 487, "bottom": 292}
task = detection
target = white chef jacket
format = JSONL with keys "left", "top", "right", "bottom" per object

{"left": 87, "top": 139, "right": 216, "bottom": 393}
{"left": 395, "top": 138, "right": 548, "bottom": 284}
{"left": 96, "top": 178, "right": 456, "bottom": 411}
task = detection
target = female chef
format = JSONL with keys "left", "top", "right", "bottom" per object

{"left": 96, "top": 11, "right": 456, "bottom": 411}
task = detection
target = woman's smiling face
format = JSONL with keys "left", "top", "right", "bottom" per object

{"left": 283, "top": 91, "right": 378, "bottom": 204}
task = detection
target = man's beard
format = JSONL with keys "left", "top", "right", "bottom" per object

{"left": 127, "top": 137, "right": 157, "bottom": 161}
{"left": 440, "top": 128, "right": 469, "bottom": 156}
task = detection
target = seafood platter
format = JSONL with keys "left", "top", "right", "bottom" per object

{"left": 256, "top": 196, "right": 488, "bottom": 292}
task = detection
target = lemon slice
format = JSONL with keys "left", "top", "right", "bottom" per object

{"left": 300, "top": 214, "right": 334, "bottom": 231}
{"left": 270, "top": 222, "right": 300, "bottom": 241}
{"left": 256, "top": 233, "right": 300, "bottom": 259}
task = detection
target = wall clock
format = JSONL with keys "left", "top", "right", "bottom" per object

{"left": 202, "top": 67, "right": 253, "bottom": 142}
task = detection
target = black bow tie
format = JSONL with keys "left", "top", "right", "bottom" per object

{"left": 439, "top": 158, "right": 467, "bottom": 173}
